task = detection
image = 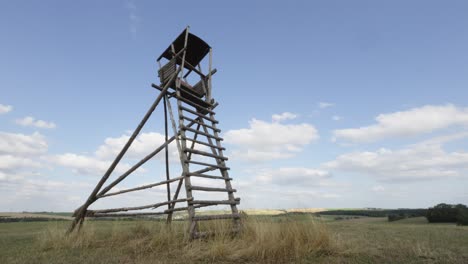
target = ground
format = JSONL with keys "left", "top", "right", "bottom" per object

{"left": 0, "top": 213, "right": 467, "bottom": 263}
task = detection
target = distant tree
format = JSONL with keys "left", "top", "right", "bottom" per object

{"left": 457, "top": 208, "right": 468, "bottom": 226}
{"left": 426, "top": 203, "right": 467, "bottom": 223}
{"left": 388, "top": 214, "right": 406, "bottom": 222}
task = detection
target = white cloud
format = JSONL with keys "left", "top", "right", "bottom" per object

{"left": 0, "top": 155, "right": 42, "bottom": 172}
{"left": 0, "top": 131, "right": 48, "bottom": 193}
{"left": 318, "top": 102, "right": 334, "bottom": 109}
{"left": 95, "top": 132, "right": 179, "bottom": 161}
{"left": 272, "top": 112, "right": 297, "bottom": 122}
{"left": 332, "top": 115, "right": 342, "bottom": 121}
{"left": 224, "top": 117, "right": 319, "bottom": 161}
{"left": 255, "top": 167, "right": 331, "bottom": 186}
{"left": 48, "top": 153, "right": 136, "bottom": 176}
{"left": 0, "top": 131, "right": 48, "bottom": 156}
{"left": 0, "top": 104, "right": 12, "bottom": 114}
{"left": 16, "top": 116, "right": 56, "bottom": 129}
{"left": 325, "top": 135, "right": 468, "bottom": 182}
{"left": 49, "top": 131, "right": 177, "bottom": 176}
{"left": 333, "top": 104, "right": 468, "bottom": 143}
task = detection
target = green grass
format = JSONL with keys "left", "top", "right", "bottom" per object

{"left": 0, "top": 215, "right": 467, "bottom": 263}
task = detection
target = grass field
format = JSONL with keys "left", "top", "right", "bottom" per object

{"left": 0, "top": 214, "right": 467, "bottom": 263}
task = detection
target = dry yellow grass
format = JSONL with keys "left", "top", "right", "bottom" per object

{"left": 37, "top": 216, "right": 334, "bottom": 263}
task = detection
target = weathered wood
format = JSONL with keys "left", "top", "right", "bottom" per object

{"left": 185, "top": 160, "right": 230, "bottom": 170}
{"left": 90, "top": 198, "right": 192, "bottom": 214}
{"left": 99, "top": 176, "right": 185, "bottom": 198}
{"left": 176, "top": 95, "right": 215, "bottom": 114}
{"left": 185, "top": 148, "right": 228, "bottom": 160}
{"left": 187, "top": 123, "right": 200, "bottom": 161}
{"left": 180, "top": 106, "right": 218, "bottom": 123}
{"left": 182, "top": 126, "right": 223, "bottom": 141}
{"left": 189, "top": 198, "right": 240, "bottom": 205}
{"left": 192, "top": 213, "right": 241, "bottom": 221}
{"left": 200, "top": 118, "right": 240, "bottom": 229}
{"left": 91, "top": 212, "right": 166, "bottom": 218}
{"left": 181, "top": 116, "right": 220, "bottom": 132}
{"left": 163, "top": 96, "right": 171, "bottom": 216}
{"left": 182, "top": 136, "right": 225, "bottom": 150}
{"left": 190, "top": 186, "right": 236, "bottom": 192}
{"left": 152, "top": 83, "right": 175, "bottom": 97}
{"left": 187, "top": 172, "right": 232, "bottom": 180}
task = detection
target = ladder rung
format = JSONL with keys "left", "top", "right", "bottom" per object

{"left": 193, "top": 213, "right": 241, "bottom": 221}
{"left": 185, "top": 160, "right": 230, "bottom": 170}
{"left": 176, "top": 95, "right": 215, "bottom": 114}
{"left": 185, "top": 149, "right": 228, "bottom": 160}
{"left": 190, "top": 186, "right": 236, "bottom": 192}
{"left": 181, "top": 115, "right": 221, "bottom": 132}
{"left": 182, "top": 126, "right": 224, "bottom": 141}
{"left": 180, "top": 106, "right": 219, "bottom": 124}
{"left": 189, "top": 198, "right": 240, "bottom": 205}
{"left": 187, "top": 173, "right": 232, "bottom": 180}
{"left": 183, "top": 137, "right": 225, "bottom": 150}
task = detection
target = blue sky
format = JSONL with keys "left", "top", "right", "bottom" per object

{"left": 1, "top": 1, "right": 468, "bottom": 211}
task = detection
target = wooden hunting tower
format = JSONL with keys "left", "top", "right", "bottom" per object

{"left": 69, "top": 27, "right": 241, "bottom": 239}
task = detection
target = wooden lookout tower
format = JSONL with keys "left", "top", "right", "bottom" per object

{"left": 69, "top": 27, "right": 241, "bottom": 239}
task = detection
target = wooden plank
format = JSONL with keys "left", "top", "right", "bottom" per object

{"left": 182, "top": 136, "right": 225, "bottom": 150}
{"left": 185, "top": 148, "right": 228, "bottom": 160}
{"left": 180, "top": 106, "right": 218, "bottom": 123}
{"left": 187, "top": 173, "right": 232, "bottom": 180}
{"left": 190, "top": 186, "right": 236, "bottom": 192}
{"left": 182, "top": 126, "right": 223, "bottom": 141}
{"left": 189, "top": 198, "right": 240, "bottom": 205}
{"left": 185, "top": 160, "right": 230, "bottom": 170}
{"left": 176, "top": 93, "right": 214, "bottom": 113}
{"left": 181, "top": 116, "right": 220, "bottom": 132}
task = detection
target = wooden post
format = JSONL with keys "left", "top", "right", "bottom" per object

{"left": 163, "top": 96, "right": 172, "bottom": 224}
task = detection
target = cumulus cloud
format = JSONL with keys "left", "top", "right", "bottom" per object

{"left": 0, "top": 132, "right": 48, "bottom": 187}
{"left": 48, "top": 153, "right": 138, "bottom": 176}
{"left": 333, "top": 104, "right": 468, "bottom": 143}
{"left": 16, "top": 116, "right": 56, "bottom": 129}
{"left": 224, "top": 116, "right": 319, "bottom": 161}
{"left": 49, "top": 132, "right": 174, "bottom": 176}
{"left": 272, "top": 112, "right": 297, "bottom": 123}
{"left": 0, "top": 104, "right": 12, "bottom": 114}
{"left": 318, "top": 102, "right": 334, "bottom": 109}
{"left": 255, "top": 167, "right": 331, "bottom": 186}
{"left": 0, "top": 132, "right": 47, "bottom": 156}
{"left": 95, "top": 132, "right": 177, "bottom": 160}
{"left": 325, "top": 135, "right": 468, "bottom": 182}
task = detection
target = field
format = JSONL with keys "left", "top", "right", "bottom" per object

{"left": 1, "top": 213, "right": 468, "bottom": 263}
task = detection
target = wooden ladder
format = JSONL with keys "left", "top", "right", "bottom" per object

{"left": 174, "top": 86, "right": 241, "bottom": 239}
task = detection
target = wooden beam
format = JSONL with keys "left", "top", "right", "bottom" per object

{"left": 99, "top": 176, "right": 185, "bottom": 198}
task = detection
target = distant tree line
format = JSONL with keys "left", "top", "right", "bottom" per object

{"left": 426, "top": 203, "right": 468, "bottom": 225}
{"left": 318, "top": 209, "right": 427, "bottom": 218}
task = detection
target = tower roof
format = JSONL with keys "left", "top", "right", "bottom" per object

{"left": 158, "top": 28, "right": 211, "bottom": 67}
